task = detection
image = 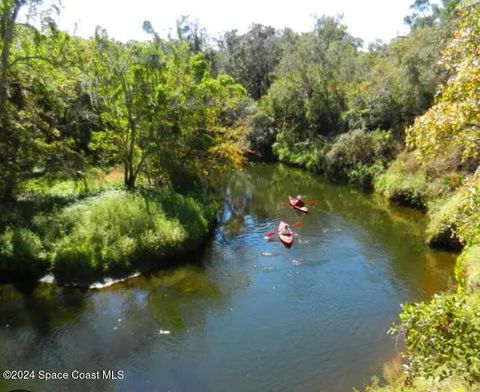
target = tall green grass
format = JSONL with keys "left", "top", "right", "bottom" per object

{"left": 49, "top": 190, "right": 216, "bottom": 284}
{"left": 374, "top": 153, "right": 428, "bottom": 209}
{"left": 0, "top": 185, "right": 217, "bottom": 284}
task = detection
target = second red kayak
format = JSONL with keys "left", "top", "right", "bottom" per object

{"left": 278, "top": 221, "right": 294, "bottom": 248}
{"left": 288, "top": 196, "right": 309, "bottom": 214}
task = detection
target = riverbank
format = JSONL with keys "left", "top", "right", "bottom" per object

{"left": 0, "top": 173, "right": 217, "bottom": 287}
{"left": 273, "top": 144, "right": 480, "bottom": 389}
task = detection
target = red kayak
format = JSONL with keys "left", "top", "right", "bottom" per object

{"left": 288, "top": 196, "right": 309, "bottom": 214}
{"left": 278, "top": 221, "right": 294, "bottom": 248}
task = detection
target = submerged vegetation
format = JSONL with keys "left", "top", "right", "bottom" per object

{"left": 0, "top": 0, "right": 479, "bottom": 389}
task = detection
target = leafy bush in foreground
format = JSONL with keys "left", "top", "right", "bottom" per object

{"left": 389, "top": 293, "right": 480, "bottom": 384}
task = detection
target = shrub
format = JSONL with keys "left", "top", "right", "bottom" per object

{"left": 375, "top": 152, "right": 428, "bottom": 209}
{"left": 426, "top": 173, "right": 480, "bottom": 251}
{"left": 389, "top": 292, "right": 480, "bottom": 384}
{"left": 326, "top": 129, "right": 397, "bottom": 189}
{"left": 425, "top": 193, "right": 463, "bottom": 251}
{"left": 272, "top": 132, "right": 329, "bottom": 173}
{"left": 456, "top": 244, "right": 480, "bottom": 294}
{"left": 453, "top": 174, "right": 480, "bottom": 245}
{"left": 0, "top": 227, "right": 49, "bottom": 277}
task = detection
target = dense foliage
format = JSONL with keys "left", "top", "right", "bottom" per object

{"left": 389, "top": 293, "right": 480, "bottom": 383}
{"left": 215, "top": 24, "right": 284, "bottom": 99}
{"left": 369, "top": 3, "right": 480, "bottom": 391}
{"left": 243, "top": 4, "right": 454, "bottom": 188}
{"left": 0, "top": 1, "right": 244, "bottom": 283}
{"left": 406, "top": 4, "right": 480, "bottom": 164}
{"left": 0, "top": 2, "right": 248, "bottom": 201}
{"left": 1, "top": 0, "right": 480, "bottom": 389}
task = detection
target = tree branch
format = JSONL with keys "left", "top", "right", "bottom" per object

{"left": 8, "top": 55, "right": 61, "bottom": 68}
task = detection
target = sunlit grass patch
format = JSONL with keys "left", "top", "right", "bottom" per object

{"left": 49, "top": 190, "right": 215, "bottom": 284}
{"left": 0, "top": 186, "right": 216, "bottom": 285}
{"left": 374, "top": 153, "right": 428, "bottom": 209}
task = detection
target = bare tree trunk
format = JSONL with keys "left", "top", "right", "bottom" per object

{"left": 0, "top": 0, "right": 24, "bottom": 124}
{"left": 0, "top": 1, "right": 25, "bottom": 201}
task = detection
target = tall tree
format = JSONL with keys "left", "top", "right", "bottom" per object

{"left": 406, "top": 3, "right": 480, "bottom": 165}
{"left": 216, "top": 24, "right": 284, "bottom": 99}
{"left": 0, "top": 0, "right": 67, "bottom": 200}
{"left": 89, "top": 30, "right": 247, "bottom": 190}
{"left": 265, "top": 16, "right": 360, "bottom": 142}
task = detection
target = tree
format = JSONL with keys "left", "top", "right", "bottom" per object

{"left": 265, "top": 16, "right": 360, "bottom": 141}
{"left": 89, "top": 30, "right": 163, "bottom": 188}
{"left": 346, "top": 24, "right": 447, "bottom": 135}
{"left": 406, "top": 4, "right": 480, "bottom": 165}
{"left": 403, "top": 0, "right": 461, "bottom": 29}
{"left": 0, "top": 0, "right": 33, "bottom": 200}
{"left": 89, "top": 30, "right": 248, "bottom": 190}
{"left": 175, "top": 16, "right": 208, "bottom": 54}
{"left": 216, "top": 24, "right": 284, "bottom": 99}
{"left": 0, "top": 0, "right": 73, "bottom": 200}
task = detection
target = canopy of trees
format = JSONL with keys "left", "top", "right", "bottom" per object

{"left": 406, "top": 3, "right": 480, "bottom": 164}
{"left": 0, "top": 2, "right": 248, "bottom": 200}
{"left": 0, "top": 0, "right": 474, "bottom": 197}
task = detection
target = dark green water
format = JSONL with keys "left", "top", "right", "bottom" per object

{"left": 0, "top": 164, "right": 456, "bottom": 392}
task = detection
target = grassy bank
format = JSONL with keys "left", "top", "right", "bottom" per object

{"left": 0, "top": 171, "right": 217, "bottom": 286}
{"left": 273, "top": 128, "right": 398, "bottom": 191}
{"left": 365, "top": 164, "right": 480, "bottom": 390}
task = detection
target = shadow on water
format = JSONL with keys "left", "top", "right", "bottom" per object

{"left": 0, "top": 283, "right": 88, "bottom": 336}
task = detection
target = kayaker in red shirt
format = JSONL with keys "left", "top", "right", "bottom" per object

{"left": 295, "top": 195, "right": 305, "bottom": 207}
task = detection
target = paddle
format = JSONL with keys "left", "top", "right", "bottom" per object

{"left": 293, "top": 221, "right": 302, "bottom": 229}
{"left": 264, "top": 231, "right": 276, "bottom": 240}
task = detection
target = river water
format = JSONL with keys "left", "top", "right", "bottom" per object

{"left": 0, "top": 163, "right": 456, "bottom": 392}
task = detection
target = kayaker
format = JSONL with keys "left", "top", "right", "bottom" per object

{"left": 280, "top": 224, "right": 292, "bottom": 236}
{"left": 296, "top": 195, "right": 304, "bottom": 207}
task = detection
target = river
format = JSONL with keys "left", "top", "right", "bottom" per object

{"left": 0, "top": 163, "right": 456, "bottom": 392}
